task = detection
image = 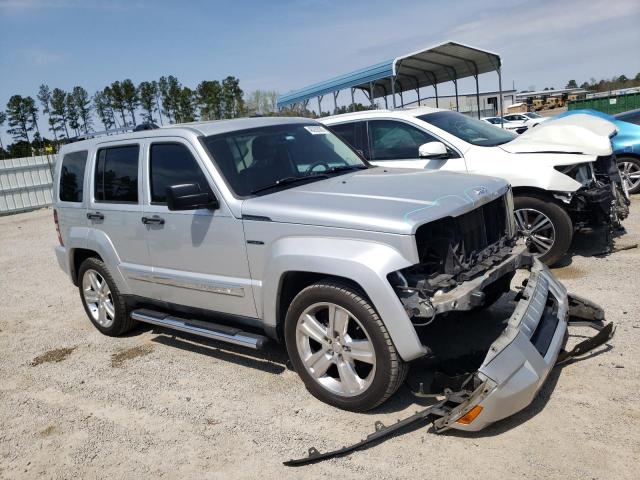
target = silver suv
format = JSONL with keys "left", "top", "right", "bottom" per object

{"left": 53, "top": 117, "right": 612, "bottom": 432}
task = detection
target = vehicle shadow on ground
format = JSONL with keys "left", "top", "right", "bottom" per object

{"left": 439, "top": 342, "right": 613, "bottom": 439}
{"left": 555, "top": 227, "right": 631, "bottom": 268}
{"left": 130, "top": 323, "right": 290, "bottom": 375}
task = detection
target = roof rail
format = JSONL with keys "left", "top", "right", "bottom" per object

{"left": 67, "top": 122, "right": 160, "bottom": 143}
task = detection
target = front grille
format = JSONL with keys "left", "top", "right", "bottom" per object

{"left": 530, "top": 295, "right": 560, "bottom": 357}
{"left": 412, "top": 196, "right": 511, "bottom": 281}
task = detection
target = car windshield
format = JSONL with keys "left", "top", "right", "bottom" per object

{"left": 201, "top": 123, "right": 367, "bottom": 196}
{"left": 525, "top": 112, "right": 542, "bottom": 119}
{"left": 617, "top": 110, "right": 640, "bottom": 125}
{"left": 418, "top": 111, "right": 517, "bottom": 147}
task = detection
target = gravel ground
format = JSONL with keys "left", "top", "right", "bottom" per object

{"left": 1, "top": 202, "right": 639, "bottom": 480}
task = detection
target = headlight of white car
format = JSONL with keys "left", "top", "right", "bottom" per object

{"left": 554, "top": 163, "right": 595, "bottom": 187}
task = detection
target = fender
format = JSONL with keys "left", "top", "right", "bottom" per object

{"left": 261, "top": 236, "right": 427, "bottom": 362}
{"left": 82, "top": 227, "right": 131, "bottom": 294}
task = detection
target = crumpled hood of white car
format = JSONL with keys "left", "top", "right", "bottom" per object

{"left": 500, "top": 114, "right": 617, "bottom": 156}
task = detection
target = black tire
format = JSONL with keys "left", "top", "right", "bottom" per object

{"left": 617, "top": 156, "right": 640, "bottom": 195}
{"left": 284, "top": 280, "right": 408, "bottom": 411}
{"left": 514, "top": 194, "right": 573, "bottom": 266}
{"left": 77, "top": 257, "right": 135, "bottom": 336}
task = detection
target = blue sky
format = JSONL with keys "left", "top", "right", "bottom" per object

{"left": 0, "top": 0, "right": 639, "bottom": 145}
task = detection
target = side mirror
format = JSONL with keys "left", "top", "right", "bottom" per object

{"left": 166, "top": 183, "right": 219, "bottom": 211}
{"left": 418, "top": 141, "right": 448, "bottom": 159}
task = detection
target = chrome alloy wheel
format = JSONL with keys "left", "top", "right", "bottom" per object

{"left": 619, "top": 161, "right": 640, "bottom": 192}
{"left": 295, "top": 302, "right": 376, "bottom": 397}
{"left": 82, "top": 269, "right": 115, "bottom": 328}
{"left": 515, "top": 208, "right": 556, "bottom": 255}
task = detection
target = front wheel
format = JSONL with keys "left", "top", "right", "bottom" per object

{"left": 513, "top": 195, "right": 573, "bottom": 266}
{"left": 285, "top": 281, "right": 408, "bottom": 411}
{"left": 617, "top": 156, "right": 640, "bottom": 194}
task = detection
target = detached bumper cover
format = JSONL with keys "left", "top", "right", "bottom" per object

{"left": 285, "top": 259, "right": 614, "bottom": 466}
{"left": 434, "top": 260, "right": 613, "bottom": 432}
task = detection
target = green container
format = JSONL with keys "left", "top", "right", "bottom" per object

{"left": 568, "top": 92, "right": 640, "bottom": 115}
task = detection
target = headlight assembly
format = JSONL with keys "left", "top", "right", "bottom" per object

{"left": 554, "top": 163, "right": 595, "bottom": 186}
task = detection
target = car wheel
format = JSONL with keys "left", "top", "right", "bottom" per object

{"left": 617, "top": 156, "right": 640, "bottom": 194}
{"left": 78, "top": 257, "right": 135, "bottom": 336}
{"left": 284, "top": 280, "right": 408, "bottom": 411}
{"left": 513, "top": 195, "right": 573, "bottom": 266}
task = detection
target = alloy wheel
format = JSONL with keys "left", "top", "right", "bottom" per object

{"left": 619, "top": 161, "right": 640, "bottom": 192}
{"left": 82, "top": 269, "right": 116, "bottom": 328}
{"left": 514, "top": 208, "right": 556, "bottom": 255}
{"left": 295, "top": 302, "right": 376, "bottom": 397}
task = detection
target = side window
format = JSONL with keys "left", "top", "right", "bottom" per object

{"left": 328, "top": 122, "right": 359, "bottom": 150}
{"left": 368, "top": 120, "right": 437, "bottom": 160}
{"left": 94, "top": 145, "right": 139, "bottom": 203}
{"left": 59, "top": 150, "right": 88, "bottom": 202}
{"left": 149, "top": 143, "right": 211, "bottom": 204}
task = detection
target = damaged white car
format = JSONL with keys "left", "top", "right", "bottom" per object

{"left": 321, "top": 108, "right": 630, "bottom": 265}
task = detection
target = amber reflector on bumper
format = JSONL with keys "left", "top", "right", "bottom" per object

{"left": 455, "top": 405, "right": 483, "bottom": 425}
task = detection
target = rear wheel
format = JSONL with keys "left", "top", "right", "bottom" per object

{"left": 285, "top": 281, "right": 407, "bottom": 411}
{"left": 514, "top": 195, "right": 573, "bottom": 266}
{"left": 617, "top": 156, "right": 640, "bottom": 194}
{"left": 78, "top": 257, "right": 135, "bottom": 336}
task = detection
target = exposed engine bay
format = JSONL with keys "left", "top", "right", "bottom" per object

{"left": 388, "top": 194, "right": 521, "bottom": 323}
{"left": 559, "top": 154, "right": 630, "bottom": 230}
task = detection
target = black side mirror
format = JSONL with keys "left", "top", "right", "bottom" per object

{"left": 166, "top": 183, "right": 219, "bottom": 211}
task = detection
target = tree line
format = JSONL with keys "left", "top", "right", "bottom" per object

{"left": 0, "top": 75, "right": 250, "bottom": 158}
{"left": 565, "top": 73, "right": 640, "bottom": 92}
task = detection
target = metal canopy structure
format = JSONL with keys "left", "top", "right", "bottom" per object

{"left": 277, "top": 41, "right": 504, "bottom": 118}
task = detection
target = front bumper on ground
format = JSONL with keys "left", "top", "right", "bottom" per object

{"left": 433, "top": 259, "right": 613, "bottom": 432}
{"left": 284, "top": 259, "right": 615, "bottom": 466}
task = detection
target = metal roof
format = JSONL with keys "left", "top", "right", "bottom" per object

{"left": 277, "top": 41, "right": 502, "bottom": 109}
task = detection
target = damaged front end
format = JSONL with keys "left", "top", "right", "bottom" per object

{"left": 556, "top": 155, "right": 630, "bottom": 233}
{"left": 285, "top": 261, "right": 614, "bottom": 466}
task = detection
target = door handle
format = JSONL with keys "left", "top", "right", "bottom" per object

{"left": 141, "top": 215, "right": 165, "bottom": 225}
{"left": 86, "top": 211, "right": 104, "bottom": 220}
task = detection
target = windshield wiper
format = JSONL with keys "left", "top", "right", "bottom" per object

{"left": 250, "top": 174, "right": 329, "bottom": 195}
{"left": 325, "top": 165, "right": 369, "bottom": 174}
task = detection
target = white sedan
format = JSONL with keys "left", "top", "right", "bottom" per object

{"left": 320, "top": 107, "right": 628, "bottom": 265}
{"left": 482, "top": 116, "right": 527, "bottom": 134}
{"left": 503, "top": 112, "right": 548, "bottom": 129}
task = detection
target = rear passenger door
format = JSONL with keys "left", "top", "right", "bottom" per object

{"left": 141, "top": 139, "right": 257, "bottom": 318}
{"left": 88, "top": 142, "right": 155, "bottom": 298}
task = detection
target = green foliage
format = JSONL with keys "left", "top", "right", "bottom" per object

{"left": 50, "top": 88, "right": 70, "bottom": 138}
{"left": 573, "top": 73, "right": 640, "bottom": 92}
{"left": 245, "top": 90, "right": 278, "bottom": 116}
{"left": 121, "top": 79, "right": 139, "bottom": 125}
{"left": 565, "top": 79, "right": 578, "bottom": 88}
{"left": 222, "top": 76, "right": 244, "bottom": 119}
{"left": 71, "top": 86, "right": 92, "bottom": 134}
{"left": 196, "top": 80, "right": 223, "bottom": 120}
{"left": 5, "top": 95, "right": 35, "bottom": 143}
{"left": 93, "top": 90, "right": 116, "bottom": 131}
{"left": 138, "top": 81, "right": 158, "bottom": 123}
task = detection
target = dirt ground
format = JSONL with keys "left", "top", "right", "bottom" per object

{"left": 1, "top": 201, "right": 639, "bottom": 480}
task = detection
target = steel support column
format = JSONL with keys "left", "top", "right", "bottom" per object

{"left": 317, "top": 95, "right": 323, "bottom": 117}
{"left": 369, "top": 82, "right": 374, "bottom": 107}
{"left": 435, "top": 84, "right": 439, "bottom": 107}
{"left": 350, "top": 88, "right": 355, "bottom": 112}
{"left": 453, "top": 79, "right": 459, "bottom": 111}
{"left": 497, "top": 67, "right": 504, "bottom": 118}
{"left": 474, "top": 74, "right": 480, "bottom": 119}
{"left": 391, "top": 75, "right": 397, "bottom": 109}
{"left": 333, "top": 91, "right": 339, "bottom": 114}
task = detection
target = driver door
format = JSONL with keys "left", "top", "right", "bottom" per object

{"left": 364, "top": 120, "right": 468, "bottom": 172}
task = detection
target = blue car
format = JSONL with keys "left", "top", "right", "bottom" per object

{"left": 554, "top": 109, "right": 640, "bottom": 194}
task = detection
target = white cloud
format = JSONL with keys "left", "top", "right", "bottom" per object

{"left": 21, "top": 48, "right": 69, "bottom": 66}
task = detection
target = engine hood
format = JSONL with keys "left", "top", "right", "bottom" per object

{"left": 241, "top": 167, "right": 509, "bottom": 235}
{"left": 501, "top": 114, "right": 617, "bottom": 156}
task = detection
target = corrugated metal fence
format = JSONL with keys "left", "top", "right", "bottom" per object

{"left": 568, "top": 92, "right": 640, "bottom": 115}
{"left": 0, "top": 155, "right": 58, "bottom": 215}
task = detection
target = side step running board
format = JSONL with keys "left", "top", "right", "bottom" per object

{"left": 131, "top": 308, "right": 268, "bottom": 350}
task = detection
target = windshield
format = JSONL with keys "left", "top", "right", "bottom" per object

{"left": 525, "top": 112, "right": 542, "bottom": 119}
{"left": 484, "top": 117, "right": 505, "bottom": 125}
{"left": 202, "top": 123, "right": 367, "bottom": 196}
{"left": 418, "top": 111, "right": 517, "bottom": 147}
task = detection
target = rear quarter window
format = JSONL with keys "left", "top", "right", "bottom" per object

{"left": 59, "top": 150, "right": 88, "bottom": 202}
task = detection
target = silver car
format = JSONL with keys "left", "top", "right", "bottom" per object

{"left": 53, "top": 117, "right": 612, "bottom": 440}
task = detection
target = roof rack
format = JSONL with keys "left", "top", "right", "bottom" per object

{"left": 67, "top": 122, "right": 160, "bottom": 143}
